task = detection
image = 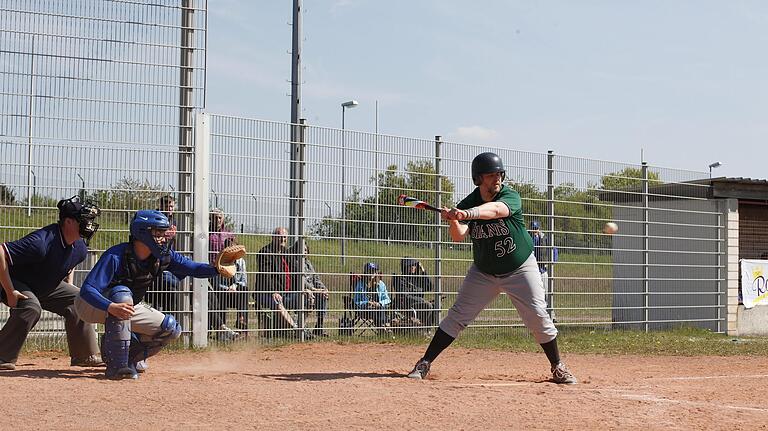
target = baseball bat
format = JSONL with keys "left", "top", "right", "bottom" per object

{"left": 397, "top": 194, "right": 441, "bottom": 212}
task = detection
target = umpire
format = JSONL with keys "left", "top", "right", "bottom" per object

{"left": 0, "top": 196, "right": 103, "bottom": 370}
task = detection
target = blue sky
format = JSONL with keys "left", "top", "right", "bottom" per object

{"left": 206, "top": 1, "right": 768, "bottom": 179}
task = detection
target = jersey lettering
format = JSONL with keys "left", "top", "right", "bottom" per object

{"left": 471, "top": 220, "right": 510, "bottom": 240}
{"left": 494, "top": 237, "right": 517, "bottom": 257}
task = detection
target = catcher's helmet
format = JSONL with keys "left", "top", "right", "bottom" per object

{"left": 471, "top": 152, "right": 506, "bottom": 186}
{"left": 130, "top": 210, "right": 171, "bottom": 258}
{"left": 57, "top": 195, "right": 101, "bottom": 243}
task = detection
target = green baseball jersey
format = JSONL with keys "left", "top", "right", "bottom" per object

{"left": 457, "top": 185, "right": 534, "bottom": 275}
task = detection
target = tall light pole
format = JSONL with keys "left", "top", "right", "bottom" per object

{"left": 708, "top": 161, "right": 722, "bottom": 178}
{"left": 340, "top": 100, "right": 358, "bottom": 266}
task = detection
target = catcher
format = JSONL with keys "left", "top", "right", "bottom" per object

{"left": 75, "top": 210, "right": 245, "bottom": 380}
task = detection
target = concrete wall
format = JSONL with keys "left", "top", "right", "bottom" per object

{"left": 612, "top": 198, "right": 726, "bottom": 331}
{"left": 736, "top": 304, "right": 768, "bottom": 336}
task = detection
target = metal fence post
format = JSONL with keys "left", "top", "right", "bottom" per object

{"left": 192, "top": 112, "right": 211, "bottom": 347}
{"left": 297, "top": 118, "right": 308, "bottom": 338}
{"left": 546, "top": 150, "right": 555, "bottom": 320}
{"left": 724, "top": 198, "right": 739, "bottom": 336}
{"left": 178, "top": 0, "right": 197, "bottom": 343}
{"left": 26, "top": 35, "right": 35, "bottom": 217}
{"left": 434, "top": 136, "right": 443, "bottom": 319}
{"left": 641, "top": 162, "right": 649, "bottom": 332}
{"left": 289, "top": 120, "right": 299, "bottom": 240}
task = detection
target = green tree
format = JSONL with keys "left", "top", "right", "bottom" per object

{"left": 600, "top": 167, "right": 661, "bottom": 191}
{"left": 88, "top": 178, "right": 165, "bottom": 226}
{"left": 553, "top": 182, "right": 612, "bottom": 253}
{"left": 312, "top": 160, "right": 455, "bottom": 243}
{"left": 507, "top": 180, "right": 546, "bottom": 222}
{"left": 0, "top": 184, "right": 16, "bottom": 205}
{"left": 507, "top": 180, "right": 614, "bottom": 254}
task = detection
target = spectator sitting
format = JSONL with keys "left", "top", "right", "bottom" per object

{"left": 252, "top": 227, "right": 312, "bottom": 339}
{"left": 208, "top": 208, "right": 238, "bottom": 341}
{"left": 230, "top": 255, "right": 249, "bottom": 330}
{"left": 391, "top": 258, "right": 438, "bottom": 330}
{"left": 353, "top": 262, "right": 393, "bottom": 332}
{"left": 215, "top": 238, "right": 248, "bottom": 333}
{"left": 288, "top": 241, "right": 330, "bottom": 337}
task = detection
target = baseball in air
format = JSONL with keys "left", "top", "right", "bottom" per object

{"left": 603, "top": 222, "right": 619, "bottom": 235}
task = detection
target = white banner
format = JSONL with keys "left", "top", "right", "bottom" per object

{"left": 741, "top": 260, "right": 768, "bottom": 309}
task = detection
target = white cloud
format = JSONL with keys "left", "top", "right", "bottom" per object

{"left": 333, "top": 0, "right": 356, "bottom": 7}
{"left": 453, "top": 126, "right": 499, "bottom": 141}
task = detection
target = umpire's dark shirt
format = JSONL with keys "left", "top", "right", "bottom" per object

{"left": 2, "top": 224, "right": 87, "bottom": 294}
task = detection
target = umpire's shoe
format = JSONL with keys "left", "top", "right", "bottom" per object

{"left": 71, "top": 354, "right": 105, "bottom": 367}
{"left": 551, "top": 362, "right": 578, "bottom": 384}
{"left": 407, "top": 359, "right": 431, "bottom": 380}
{"left": 0, "top": 360, "right": 16, "bottom": 371}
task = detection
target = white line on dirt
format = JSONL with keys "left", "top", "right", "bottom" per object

{"left": 647, "top": 374, "right": 768, "bottom": 381}
{"left": 577, "top": 387, "right": 768, "bottom": 413}
{"left": 619, "top": 394, "right": 768, "bottom": 413}
{"left": 446, "top": 382, "right": 534, "bottom": 388}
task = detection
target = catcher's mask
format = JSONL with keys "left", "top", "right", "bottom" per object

{"left": 471, "top": 152, "right": 506, "bottom": 186}
{"left": 57, "top": 195, "right": 101, "bottom": 244}
{"left": 130, "top": 210, "right": 171, "bottom": 258}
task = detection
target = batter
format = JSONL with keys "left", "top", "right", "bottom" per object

{"left": 407, "top": 152, "right": 577, "bottom": 384}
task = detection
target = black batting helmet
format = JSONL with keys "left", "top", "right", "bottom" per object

{"left": 471, "top": 152, "right": 506, "bottom": 186}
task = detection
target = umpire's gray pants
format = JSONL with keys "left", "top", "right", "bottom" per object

{"left": 0, "top": 280, "right": 100, "bottom": 364}
{"left": 439, "top": 253, "right": 558, "bottom": 344}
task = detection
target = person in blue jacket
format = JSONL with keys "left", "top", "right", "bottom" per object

{"left": 353, "top": 262, "right": 392, "bottom": 330}
{"left": 75, "top": 210, "right": 237, "bottom": 380}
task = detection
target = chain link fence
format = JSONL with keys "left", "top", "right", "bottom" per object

{"left": 0, "top": 0, "right": 732, "bottom": 351}
{"left": 201, "top": 114, "right": 726, "bottom": 344}
{"left": 0, "top": 0, "right": 207, "bottom": 349}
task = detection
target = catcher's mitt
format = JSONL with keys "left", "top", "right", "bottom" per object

{"left": 215, "top": 244, "right": 246, "bottom": 278}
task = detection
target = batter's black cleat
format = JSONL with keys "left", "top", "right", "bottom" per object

{"left": 71, "top": 354, "right": 105, "bottom": 367}
{"left": 551, "top": 362, "right": 577, "bottom": 384}
{"left": 407, "top": 359, "right": 431, "bottom": 380}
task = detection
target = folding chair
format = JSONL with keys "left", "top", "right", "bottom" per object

{"left": 338, "top": 273, "right": 377, "bottom": 336}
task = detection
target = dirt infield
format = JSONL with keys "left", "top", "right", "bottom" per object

{"left": 2, "top": 342, "right": 767, "bottom": 430}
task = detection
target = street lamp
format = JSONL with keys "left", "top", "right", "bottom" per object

{"left": 708, "top": 161, "right": 722, "bottom": 178}
{"left": 76, "top": 172, "right": 85, "bottom": 201}
{"left": 324, "top": 202, "right": 332, "bottom": 219}
{"left": 27, "top": 170, "right": 36, "bottom": 216}
{"left": 251, "top": 193, "right": 258, "bottom": 233}
{"left": 211, "top": 189, "right": 219, "bottom": 209}
{"left": 340, "top": 100, "right": 358, "bottom": 266}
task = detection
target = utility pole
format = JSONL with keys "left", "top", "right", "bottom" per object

{"left": 289, "top": 0, "right": 303, "bottom": 239}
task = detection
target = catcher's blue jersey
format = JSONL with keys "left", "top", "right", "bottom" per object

{"left": 80, "top": 243, "right": 218, "bottom": 311}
